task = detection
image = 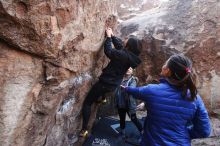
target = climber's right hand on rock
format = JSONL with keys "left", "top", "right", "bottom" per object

{"left": 105, "top": 27, "right": 113, "bottom": 37}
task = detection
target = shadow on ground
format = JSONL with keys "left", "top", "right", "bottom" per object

{"left": 83, "top": 117, "right": 142, "bottom": 146}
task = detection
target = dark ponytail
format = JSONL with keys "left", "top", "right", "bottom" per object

{"left": 182, "top": 74, "right": 197, "bottom": 101}
{"left": 167, "top": 54, "right": 197, "bottom": 101}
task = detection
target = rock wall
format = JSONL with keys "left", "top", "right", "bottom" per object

{"left": 116, "top": 0, "right": 162, "bottom": 20}
{"left": 0, "top": 0, "right": 116, "bottom": 146}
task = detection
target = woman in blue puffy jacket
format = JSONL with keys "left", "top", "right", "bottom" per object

{"left": 122, "top": 54, "right": 211, "bottom": 146}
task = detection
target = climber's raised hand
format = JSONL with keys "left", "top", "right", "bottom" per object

{"left": 105, "top": 27, "right": 113, "bottom": 37}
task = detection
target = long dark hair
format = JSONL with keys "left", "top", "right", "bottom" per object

{"left": 125, "top": 37, "right": 141, "bottom": 56}
{"left": 166, "top": 54, "right": 197, "bottom": 101}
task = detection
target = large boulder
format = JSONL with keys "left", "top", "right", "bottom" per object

{"left": 0, "top": 0, "right": 116, "bottom": 146}
{"left": 116, "top": 0, "right": 161, "bottom": 20}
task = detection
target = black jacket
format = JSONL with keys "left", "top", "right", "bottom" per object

{"left": 99, "top": 36, "right": 141, "bottom": 87}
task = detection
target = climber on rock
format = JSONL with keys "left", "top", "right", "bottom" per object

{"left": 79, "top": 27, "right": 142, "bottom": 137}
{"left": 121, "top": 54, "right": 211, "bottom": 146}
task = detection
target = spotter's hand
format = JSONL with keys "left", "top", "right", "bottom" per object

{"left": 120, "top": 85, "right": 127, "bottom": 90}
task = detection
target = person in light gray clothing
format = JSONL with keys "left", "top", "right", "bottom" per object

{"left": 115, "top": 67, "right": 142, "bottom": 138}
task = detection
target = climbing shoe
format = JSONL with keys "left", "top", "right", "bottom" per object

{"left": 79, "top": 130, "right": 88, "bottom": 138}
{"left": 97, "top": 98, "right": 107, "bottom": 104}
{"left": 101, "top": 98, "right": 107, "bottom": 104}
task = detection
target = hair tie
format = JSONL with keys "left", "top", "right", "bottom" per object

{"left": 186, "top": 67, "right": 191, "bottom": 73}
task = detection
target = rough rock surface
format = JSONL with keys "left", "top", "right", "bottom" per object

{"left": 116, "top": 0, "right": 162, "bottom": 20}
{"left": 0, "top": 0, "right": 116, "bottom": 146}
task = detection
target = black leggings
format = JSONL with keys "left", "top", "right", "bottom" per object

{"left": 118, "top": 108, "right": 142, "bottom": 132}
{"left": 82, "top": 81, "right": 115, "bottom": 130}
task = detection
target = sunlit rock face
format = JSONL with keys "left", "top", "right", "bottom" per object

{"left": 0, "top": 0, "right": 116, "bottom": 146}
{"left": 116, "top": 0, "right": 168, "bottom": 20}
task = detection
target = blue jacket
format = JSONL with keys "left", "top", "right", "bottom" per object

{"left": 126, "top": 79, "right": 211, "bottom": 146}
